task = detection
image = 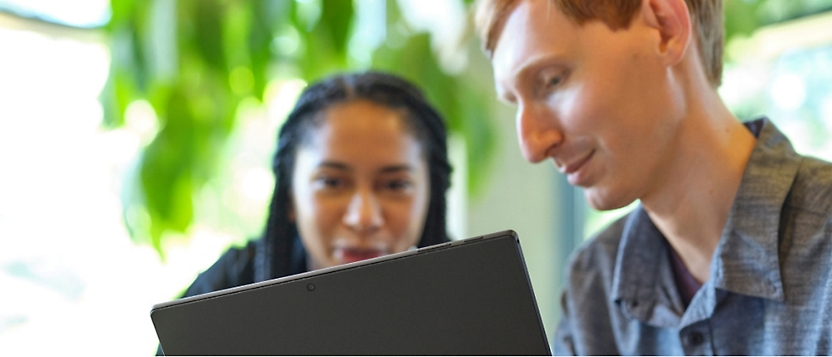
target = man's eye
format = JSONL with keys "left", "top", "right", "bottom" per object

{"left": 533, "top": 71, "right": 567, "bottom": 98}
{"left": 548, "top": 74, "right": 564, "bottom": 88}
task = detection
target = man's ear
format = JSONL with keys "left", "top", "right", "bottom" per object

{"left": 640, "top": 0, "right": 692, "bottom": 66}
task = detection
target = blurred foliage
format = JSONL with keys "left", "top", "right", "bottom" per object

{"left": 94, "top": 0, "right": 832, "bottom": 256}
{"left": 724, "top": 0, "right": 832, "bottom": 41}
{"left": 101, "top": 0, "right": 497, "bottom": 257}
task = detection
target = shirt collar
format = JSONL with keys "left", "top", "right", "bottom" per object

{"left": 711, "top": 117, "right": 802, "bottom": 302}
{"left": 611, "top": 206, "right": 686, "bottom": 328}
{"left": 610, "top": 118, "right": 801, "bottom": 323}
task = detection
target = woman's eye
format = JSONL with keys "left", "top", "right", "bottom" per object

{"left": 315, "top": 176, "right": 344, "bottom": 189}
{"left": 382, "top": 179, "right": 412, "bottom": 192}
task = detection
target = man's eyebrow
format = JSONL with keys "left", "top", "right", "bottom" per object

{"left": 514, "top": 53, "right": 566, "bottom": 82}
{"left": 496, "top": 53, "right": 564, "bottom": 103}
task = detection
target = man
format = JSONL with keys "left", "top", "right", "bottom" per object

{"left": 475, "top": 0, "right": 832, "bottom": 354}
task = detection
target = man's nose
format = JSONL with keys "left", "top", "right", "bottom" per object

{"left": 343, "top": 187, "right": 384, "bottom": 234}
{"left": 516, "top": 102, "right": 564, "bottom": 163}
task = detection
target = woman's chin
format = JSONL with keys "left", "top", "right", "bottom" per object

{"left": 336, "top": 247, "right": 385, "bottom": 264}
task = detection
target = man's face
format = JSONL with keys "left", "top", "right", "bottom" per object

{"left": 491, "top": 0, "right": 684, "bottom": 210}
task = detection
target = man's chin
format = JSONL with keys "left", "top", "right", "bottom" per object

{"left": 584, "top": 188, "right": 638, "bottom": 211}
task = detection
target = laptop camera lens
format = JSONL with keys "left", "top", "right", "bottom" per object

{"left": 306, "top": 284, "right": 315, "bottom": 291}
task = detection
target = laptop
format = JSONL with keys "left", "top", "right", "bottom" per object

{"left": 151, "top": 230, "right": 550, "bottom": 355}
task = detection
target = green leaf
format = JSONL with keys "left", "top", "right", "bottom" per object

{"left": 724, "top": 0, "right": 764, "bottom": 41}
{"left": 190, "top": 0, "right": 227, "bottom": 73}
{"left": 140, "top": 86, "right": 195, "bottom": 232}
{"left": 247, "top": 0, "right": 292, "bottom": 99}
{"left": 318, "top": 0, "right": 354, "bottom": 55}
{"left": 104, "top": 0, "right": 502, "bottom": 258}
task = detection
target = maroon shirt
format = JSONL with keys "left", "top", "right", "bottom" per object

{"left": 668, "top": 245, "right": 702, "bottom": 308}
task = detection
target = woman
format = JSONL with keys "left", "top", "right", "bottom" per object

{"left": 181, "top": 71, "right": 453, "bottom": 296}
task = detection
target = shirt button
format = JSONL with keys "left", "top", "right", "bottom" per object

{"left": 687, "top": 332, "right": 705, "bottom": 345}
{"left": 768, "top": 280, "right": 778, "bottom": 294}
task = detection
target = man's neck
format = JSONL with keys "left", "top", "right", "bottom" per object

{"left": 640, "top": 85, "right": 757, "bottom": 284}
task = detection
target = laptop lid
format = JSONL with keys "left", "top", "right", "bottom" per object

{"left": 151, "top": 230, "right": 550, "bottom": 355}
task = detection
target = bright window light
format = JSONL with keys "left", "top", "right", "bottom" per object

{"left": 0, "top": 0, "right": 110, "bottom": 28}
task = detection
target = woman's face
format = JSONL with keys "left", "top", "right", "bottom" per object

{"left": 290, "top": 100, "right": 431, "bottom": 270}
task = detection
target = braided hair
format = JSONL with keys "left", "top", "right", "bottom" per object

{"left": 253, "top": 71, "right": 453, "bottom": 282}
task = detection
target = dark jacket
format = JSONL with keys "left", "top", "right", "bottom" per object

{"left": 181, "top": 235, "right": 308, "bottom": 297}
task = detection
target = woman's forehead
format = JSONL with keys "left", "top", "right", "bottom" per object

{"left": 298, "top": 101, "right": 426, "bottom": 167}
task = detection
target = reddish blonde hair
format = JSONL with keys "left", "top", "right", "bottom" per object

{"left": 475, "top": 0, "right": 724, "bottom": 87}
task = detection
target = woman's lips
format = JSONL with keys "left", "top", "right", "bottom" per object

{"left": 337, "top": 247, "right": 384, "bottom": 264}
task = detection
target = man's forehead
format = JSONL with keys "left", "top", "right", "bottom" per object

{"left": 491, "top": 1, "right": 532, "bottom": 75}
{"left": 491, "top": 0, "right": 574, "bottom": 95}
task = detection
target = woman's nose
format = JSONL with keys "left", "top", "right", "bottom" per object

{"left": 516, "top": 102, "right": 564, "bottom": 163}
{"left": 343, "top": 188, "right": 384, "bottom": 234}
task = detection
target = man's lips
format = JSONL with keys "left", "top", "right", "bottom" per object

{"left": 559, "top": 150, "right": 594, "bottom": 175}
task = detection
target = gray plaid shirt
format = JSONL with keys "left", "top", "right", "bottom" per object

{"left": 554, "top": 118, "right": 832, "bottom": 355}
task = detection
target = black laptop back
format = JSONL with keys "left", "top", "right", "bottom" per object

{"left": 151, "top": 230, "right": 550, "bottom": 355}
